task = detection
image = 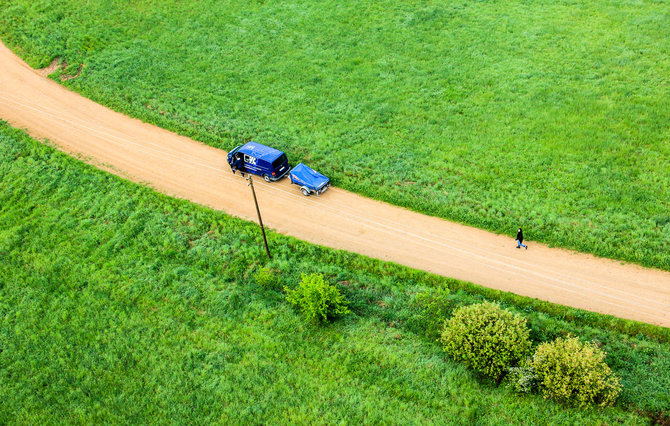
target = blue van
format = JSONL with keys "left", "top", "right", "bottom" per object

{"left": 227, "top": 142, "right": 291, "bottom": 182}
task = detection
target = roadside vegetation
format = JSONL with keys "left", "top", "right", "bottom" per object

{"left": 1, "top": 0, "right": 668, "bottom": 270}
{"left": 528, "top": 336, "right": 622, "bottom": 408}
{"left": 285, "top": 273, "right": 350, "bottom": 323}
{"left": 440, "top": 302, "right": 531, "bottom": 383}
{"left": 2, "top": 123, "right": 669, "bottom": 423}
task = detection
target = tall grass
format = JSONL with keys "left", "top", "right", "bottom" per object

{"left": 1, "top": 122, "right": 668, "bottom": 422}
{"left": 0, "top": 0, "right": 668, "bottom": 270}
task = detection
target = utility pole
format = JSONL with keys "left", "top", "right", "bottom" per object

{"left": 246, "top": 175, "right": 271, "bottom": 260}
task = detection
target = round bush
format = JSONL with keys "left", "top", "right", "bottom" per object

{"left": 531, "top": 336, "right": 621, "bottom": 407}
{"left": 284, "top": 273, "right": 350, "bottom": 322}
{"left": 439, "top": 302, "right": 531, "bottom": 381}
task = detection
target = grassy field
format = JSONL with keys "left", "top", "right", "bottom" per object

{"left": 2, "top": 122, "right": 670, "bottom": 423}
{"left": 1, "top": 0, "right": 668, "bottom": 270}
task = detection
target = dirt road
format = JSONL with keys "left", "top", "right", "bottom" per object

{"left": 1, "top": 42, "right": 668, "bottom": 327}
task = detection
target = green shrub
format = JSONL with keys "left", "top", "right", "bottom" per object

{"left": 439, "top": 302, "right": 531, "bottom": 381}
{"left": 254, "top": 266, "right": 279, "bottom": 290}
{"left": 412, "top": 285, "right": 452, "bottom": 338}
{"left": 507, "top": 362, "right": 537, "bottom": 394}
{"left": 285, "top": 273, "right": 350, "bottom": 322}
{"left": 531, "top": 336, "right": 621, "bottom": 407}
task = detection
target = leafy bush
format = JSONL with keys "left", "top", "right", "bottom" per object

{"left": 285, "top": 273, "right": 350, "bottom": 322}
{"left": 412, "top": 285, "right": 452, "bottom": 338}
{"left": 531, "top": 336, "right": 621, "bottom": 407}
{"left": 507, "top": 362, "right": 537, "bottom": 394}
{"left": 254, "top": 266, "right": 279, "bottom": 290}
{"left": 440, "top": 302, "right": 531, "bottom": 381}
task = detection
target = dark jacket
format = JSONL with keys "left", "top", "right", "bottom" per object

{"left": 516, "top": 229, "right": 523, "bottom": 243}
{"left": 233, "top": 157, "right": 244, "bottom": 171}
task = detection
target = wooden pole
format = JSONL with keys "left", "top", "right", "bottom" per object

{"left": 247, "top": 175, "right": 271, "bottom": 259}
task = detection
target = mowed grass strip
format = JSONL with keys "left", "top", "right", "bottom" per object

{"left": 1, "top": 122, "right": 669, "bottom": 422}
{"left": 0, "top": 0, "right": 668, "bottom": 270}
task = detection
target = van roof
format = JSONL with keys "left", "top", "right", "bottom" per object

{"left": 238, "top": 142, "right": 284, "bottom": 162}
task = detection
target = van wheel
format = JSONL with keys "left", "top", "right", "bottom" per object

{"left": 301, "top": 187, "right": 310, "bottom": 196}
{"left": 263, "top": 174, "right": 271, "bottom": 182}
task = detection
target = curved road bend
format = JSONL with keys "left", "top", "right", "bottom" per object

{"left": 1, "top": 42, "right": 668, "bottom": 327}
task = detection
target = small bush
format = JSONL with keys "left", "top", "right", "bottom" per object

{"left": 412, "top": 285, "right": 452, "bottom": 338}
{"left": 285, "top": 273, "right": 350, "bottom": 322}
{"left": 507, "top": 362, "right": 537, "bottom": 394}
{"left": 439, "top": 302, "right": 531, "bottom": 381}
{"left": 254, "top": 266, "right": 278, "bottom": 290}
{"left": 531, "top": 336, "right": 621, "bottom": 407}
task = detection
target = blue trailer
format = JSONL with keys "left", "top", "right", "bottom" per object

{"left": 289, "top": 163, "right": 330, "bottom": 196}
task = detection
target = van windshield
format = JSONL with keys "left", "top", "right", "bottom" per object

{"left": 272, "top": 154, "right": 287, "bottom": 168}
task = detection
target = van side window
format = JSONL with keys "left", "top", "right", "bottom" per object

{"left": 244, "top": 155, "right": 256, "bottom": 165}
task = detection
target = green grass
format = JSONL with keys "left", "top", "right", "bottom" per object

{"left": 1, "top": 0, "right": 668, "bottom": 270}
{"left": 2, "top": 122, "right": 669, "bottom": 423}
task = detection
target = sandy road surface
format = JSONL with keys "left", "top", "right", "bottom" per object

{"left": 1, "top": 42, "right": 668, "bottom": 327}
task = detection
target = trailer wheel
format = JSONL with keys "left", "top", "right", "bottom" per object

{"left": 263, "top": 174, "right": 271, "bottom": 182}
{"left": 301, "top": 187, "right": 310, "bottom": 196}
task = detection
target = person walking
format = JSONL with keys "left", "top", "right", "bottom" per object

{"left": 516, "top": 228, "right": 527, "bottom": 249}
